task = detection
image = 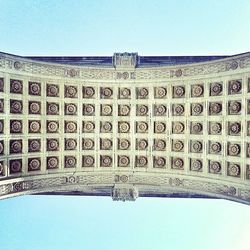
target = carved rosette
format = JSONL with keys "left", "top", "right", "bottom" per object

{"left": 228, "top": 143, "right": 241, "bottom": 156}
{"left": 29, "top": 120, "right": 41, "bottom": 133}
{"left": 47, "top": 157, "right": 59, "bottom": 169}
{"left": 118, "top": 155, "right": 130, "bottom": 167}
{"left": 136, "top": 139, "right": 148, "bottom": 150}
{"left": 29, "top": 101, "right": 41, "bottom": 114}
{"left": 154, "top": 87, "right": 167, "bottom": 98}
{"left": 153, "top": 139, "right": 166, "bottom": 151}
{"left": 190, "top": 159, "right": 202, "bottom": 171}
{"left": 47, "top": 139, "right": 59, "bottom": 151}
{"left": 173, "top": 104, "right": 184, "bottom": 116}
{"left": 136, "top": 121, "right": 148, "bottom": 133}
{"left": 0, "top": 78, "right": 4, "bottom": 92}
{"left": 10, "top": 120, "right": 22, "bottom": 133}
{"left": 172, "top": 122, "right": 184, "bottom": 134}
{"left": 0, "top": 141, "right": 4, "bottom": 155}
{"left": 100, "top": 138, "right": 112, "bottom": 150}
{"left": 101, "top": 104, "right": 113, "bottom": 116}
{"left": 136, "top": 105, "right": 148, "bottom": 116}
{"left": 209, "top": 142, "right": 222, "bottom": 154}
{"left": 119, "top": 88, "right": 131, "bottom": 99}
{"left": 154, "top": 156, "right": 166, "bottom": 168}
{"left": 209, "top": 161, "right": 221, "bottom": 174}
{"left": 65, "top": 85, "right": 77, "bottom": 98}
{"left": 228, "top": 122, "right": 241, "bottom": 135}
{"left": 28, "top": 158, "right": 41, "bottom": 171}
{"left": 64, "top": 156, "right": 77, "bottom": 168}
{"left": 0, "top": 120, "right": 3, "bottom": 134}
{"left": 0, "top": 99, "right": 4, "bottom": 113}
{"left": 137, "top": 87, "right": 149, "bottom": 99}
{"left": 154, "top": 122, "right": 166, "bottom": 133}
{"left": 100, "top": 121, "right": 112, "bottom": 133}
{"left": 9, "top": 159, "right": 22, "bottom": 173}
{"left": 209, "top": 122, "right": 222, "bottom": 134}
{"left": 191, "top": 84, "right": 204, "bottom": 97}
{"left": 83, "top": 86, "right": 95, "bottom": 98}
{"left": 10, "top": 140, "right": 22, "bottom": 154}
{"left": 210, "top": 82, "right": 223, "bottom": 96}
{"left": 209, "top": 102, "right": 222, "bottom": 115}
{"left": 29, "top": 82, "right": 41, "bottom": 95}
{"left": 65, "top": 103, "right": 77, "bottom": 115}
{"left": 65, "top": 139, "right": 77, "bottom": 150}
{"left": 28, "top": 139, "right": 41, "bottom": 152}
{"left": 47, "top": 84, "right": 59, "bottom": 97}
{"left": 118, "top": 139, "right": 130, "bottom": 150}
{"left": 82, "top": 155, "right": 95, "bottom": 167}
{"left": 47, "top": 121, "right": 59, "bottom": 133}
{"left": 83, "top": 121, "right": 95, "bottom": 133}
{"left": 83, "top": 104, "right": 95, "bottom": 116}
{"left": 118, "top": 105, "right": 130, "bottom": 116}
{"left": 135, "top": 156, "right": 148, "bottom": 167}
{"left": 229, "top": 80, "right": 242, "bottom": 94}
{"left": 65, "top": 121, "right": 77, "bottom": 133}
{"left": 154, "top": 104, "right": 167, "bottom": 116}
{"left": 101, "top": 87, "right": 113, "bottom": 99}
{"left": 191, "top": 103, "right": 203, "bottom": 116}
{"left": 10, "top": 100, "right": 23, "bottom": 114}
{"left": 82, "top": 138, "right": 95, "bottom": 150}
{"left": 228, "top": 101, "right": 241, "bottom": 114}
{"left": 173, "top": 86, "right": 185, "bottom": 98}
{"left": 10, "top": 79, "right": 23, "bottom": 94}
{"left": 172, "top": 157, "right": 184, "bottom": 169}
{"left": 227, "top": 163, "right": 240, "bottom": 177}
{"left": 191, "top": 141, "right": 203, "bottom": 153}
{"left": 100, "top": 155, "right": 112, "bottom": 167}
{"left": 118, "top": 122, "right": 130, "bottom": 133}
{"left": 191, "top": 122, "right": 203, "bottom": 134}
{"left": 172, "top": 140, "right": 184, "bottom": 152}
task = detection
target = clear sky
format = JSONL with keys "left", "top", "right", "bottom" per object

{"left": 0, "top": 0, "right": 250, "bottom": 250}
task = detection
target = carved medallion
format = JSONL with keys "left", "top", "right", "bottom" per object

{"left": 47, "top": 139, "right": 59, "bottom": 151}
{"left": 228, "top": 101, "right": 241, "bottom": 115}
{"left": 65, "top": 103, "right": 77, "bottom": 115}
{"left": 191, "top": 84, "right": 204, "bottom": 97}
{"left": 191, "top": 122, "right": 203, "bottom": 134}
{"left": 29, "top": 101, "right": 41, "bottom": 114}
{"left": 209, "top": 102, "right": 222, "bottom": 115}
{"left": 228, "top": 143, "right": 241, "bottom": 156}
{"left": 118, "top": 139, "right": 131, "bottom": 150}
{"left": 118, "top": 155, "right": 130, "bottom": 167}
{"left": 136, "top": 105, "right": 148, "bottom": 116}
{"left": 172, "top": 104, "right": 185, "bottom": 116}
{"left": 173, "top": 86, "right": 185, "bottom": 98}
{"left": 47, "top": 84, "right": 59, "bottom": 97}
{"left": 191, "top": 103, "right": 203, "bottom": 116}
{"left": 46, "top": 102, "right": 59, "bottom": 115}
{"left": 209, "top": 161, "right": 221, "bottom": 174}
{"left": 118, "top": 105, "right": 131, "bottom": 116}
{"left": 228, "top": 79, "right": 242, "bottom": 95}
{"left": 154, "top": 87, "right": 167, "bottom": 98}
{"left": 64, "top": 156, "right": 77, "bottom": 168}
{"left": 100, "top": 87, "right": 113, "bottom": 99}
{"left": 28, "top": 158, "right": 41, "bottom": 171}
{"left": 82, "top": 138, "right": 95, "bottom": 150}
{"left": 10, "top": 100, "right": 23, "bottom": 114}
{"left": 135, "top": 156, "right": 148, "bottom": 167}
{"left": 100, "top": 121, "right": 112, "bottom": 133}
{"left": 153, "top": 139, "right": 166, "bottom": 151}
{"left": 191, "top": 141, "right": 203, "bottom": 153}
{"left": 154, "top": 122, "right": 166, "bottom": 133}
{"left": 209, "top": 122, "right": 222, "bottom": 135}
{"left": 154, "top": 104, "right": 167, "bottom": 116}
{"left": 228, "top": 122, "right": 241, "bottom": 135}
{"left": 100, "top": 155, "right": 112, "bottom": 167}
{"left": 100, "top": 138, "right": 112, "bottom": 150}
{"left": 28, "top": 139, "right": 41, "bottom": 152}
{"left": 65, "top": 121, "right": 77, "bottom": 133}
{"left": 65, "top": 138, "right": 77, "bottom": 150}
{"left": 172, "top": 157, "right": 184, "bottom": 169}
{"left": 47, "top": 121, "right": 59, "bottom": 133}
{"left": 29, "top": 82, "right": 41, "bottom": 96}
{"left": 83, "top": 86, "right": 95, "bottom": 98}
{"left": 153, "top": 156, "right": 166, "bottom": 168}
{"left": 172, "top": 122, "right": 184, "bottom": 134}
{"left": 10, "top": 140, "right": 22, "bottom": 154}
{"left": 172, "top": 140, "right": 184, "bottom": 152}
{"left": 227, "top": 163, "right": 240, "bottom": 177}
{"left": 10, "top": 120, "right": 22, "bottom": 133}
{"left": 83, "top": 104, "right": 95, "bottom": 116}
{"left": 65, "top": 85, "right": 78, "bottom": 98}
{"left": 210, "top": 82, "right": 223, "bottom": 96}
{"left": 119, "top": 88, "right": 131, "bottom": 99}
{"left": 10, "top": 79, "right": 23, "bottom": 94}
{"left": 137, "top": 87, "right": 149, "bottom": 99}
{"left": 9, "top": 159, "right": 22, "bottom": 173}
{"left": 83, "top": 121, "right": 95, "bottom": 133}
{"left": 190, "top": 159, "right": 202, "bottom": 171}
{"left": 101, "top": 104, "right": 113, "bottom": 116}
{"left": 82, "top": 155, "right": 95, "bottom": 167}
{"left": 209, "top": 141, "right": 222, "bottom": 154}
{"left": 136, "top": 121, "right": 148, "bottom": 133}
{"left": 118, "top": 122, "right": 130, "bottom": 133}
{"left": 47, "top": 156, "right": 59, "bottom": 169}
{"left": 29, "top": 120, "right": 41, "bottom": 133}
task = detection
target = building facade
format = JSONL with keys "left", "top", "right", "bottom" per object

{"left": 0, "top": 51, "right": 249, "bottom": 204}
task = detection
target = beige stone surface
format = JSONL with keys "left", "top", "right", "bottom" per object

{"left": 0, "top": 52, "right": 249, "bottom": 203}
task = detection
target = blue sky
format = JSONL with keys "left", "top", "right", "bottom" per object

{"left": 0, "top": 0, "right": 250, "bottom": 250}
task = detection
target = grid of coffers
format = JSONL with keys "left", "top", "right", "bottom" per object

{"left": 0, "top": 76, "right": 250, "bottom": 181}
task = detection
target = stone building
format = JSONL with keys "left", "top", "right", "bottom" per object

{"left": 0, "top": 51, "right": 249, "bottom": 204}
